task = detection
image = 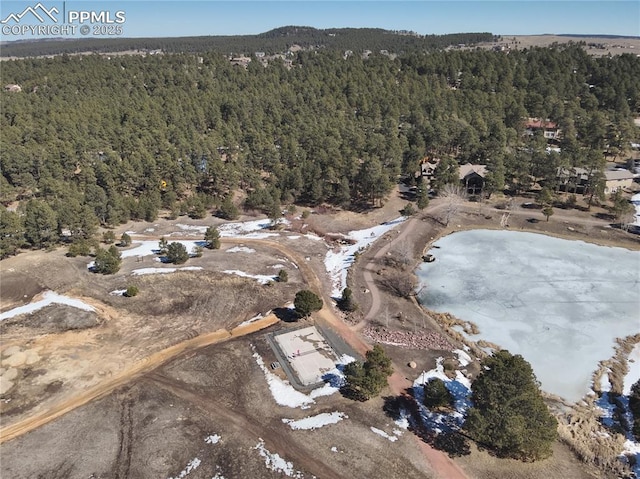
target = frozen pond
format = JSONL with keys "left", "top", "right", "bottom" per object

{"left": 416, "top": 230, "right": 640, "bottom": 403}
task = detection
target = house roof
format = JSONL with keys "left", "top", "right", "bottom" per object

{"left": 459, "top": 164, "right": 487, "bottom": 179}
{"left": 605, "top": 170, "right": 634, "bottom": 181}
{"left": 525, "top": 118, "right": 558, "bottom": 130}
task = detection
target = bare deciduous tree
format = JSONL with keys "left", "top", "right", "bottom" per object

{"left": 381, "top": 273, "right": 416, "bottom": 299}
{"left": 440, "top": 184, "right": 467, "bottom": 226}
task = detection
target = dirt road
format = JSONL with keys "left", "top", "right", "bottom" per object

{"left": 0, "top": 314, "right": 278, "bottom": 444}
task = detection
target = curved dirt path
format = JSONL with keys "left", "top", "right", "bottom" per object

{"left": 2, "top": 232, "right": 471, "bottom": 479}
{"left": 0, "top": 315, "right": 278, "bottom": 444}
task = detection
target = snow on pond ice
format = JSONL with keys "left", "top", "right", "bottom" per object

{"left": 324, "top": 217, "right": 405, "bottom": 297}
{"left": 417, "top": 229, "right": 640, "bottom": 403}
{"left": 222, "top": 270, "right": 275, "bottom": 284}
{"left": 282, "top": 412, "right": 347, "bottom": 430}
{"left": 131, "top": 266, "right": 203, "bottom": 276}
{"left": 255, "top": 438, "right": 303, "bottom": 478}
{"left": 1, "top": 291, "right": 95, "bottom": 321}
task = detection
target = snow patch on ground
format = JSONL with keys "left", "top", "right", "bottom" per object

{"left": 109, "top": 289, "right": 127, "bottom": 296}
{"left": 226, "top": 246, "right": 256, "bottom": 253}
{"left": 370, "top": 427, "right": 398, "bottom": 442}
{"left": 454, "top": 349, "right": 472, "bottom": 367}
{"left": 205, "top": 434, "right": 221, "bottom": 445}
{"left": 222, "top": 270, "right": 275, "bottom": 284}
{"left": 411, "top": 358, "right": 473, "bottom": 434}
{"left": 131, "top": 266, "right": 203, "bottom": 276}
{"left": 238, "top": 313, "right": 266, "bottom": 327}
{"left": 282, "top": 412, "right": 347, "bottom": 430}
{"left": 167, "top": 457, "right": 201, "bottom": 479}
{"left": 324, "top": 217, "right": 406, "bottom": 297}
{"left": 252, "top": 348, "right": 315, "bottom": 409}
{"left": 252, "top": 348, "right": 355, "bottom": 408}
{"left": 0, "top": 291, "right": 95, "bottom": 321}
{"left": 270, "top": 264, "right": 286, "bottom": 269}
{"left": 254, "top": 439, "right": 304, "bottom": 478}
{"left": 176, "top": 224, "right": 208, "bottom": 233}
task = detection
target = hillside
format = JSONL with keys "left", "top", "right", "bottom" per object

{"left": 0, "top": 27, "right": 494, "bottom": 58}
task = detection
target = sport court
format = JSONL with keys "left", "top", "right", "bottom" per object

{"left": 274, "top": 326, "right": 338, "bottom": 386}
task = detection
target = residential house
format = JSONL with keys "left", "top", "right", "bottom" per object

{"left": 604, "top": 170, "right": 634, "bottom": 194}
{"left": 418, "top": 157, "right": 440, "bottom": 188}
{"left": 459, "top": 164, "right": 487, "bottom": 195}
{"left": 556, "top": 167, "right": 589, "bottom": 193}
{"left": 525, "top": 118, "right": 561, "bottom": 141}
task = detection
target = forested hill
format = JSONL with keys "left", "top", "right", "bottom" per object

{"left": 1, "top": 44, "right": 639, "bottom": 258}
{"left": 0, "top": 27, "right": 494, "bottom": 58}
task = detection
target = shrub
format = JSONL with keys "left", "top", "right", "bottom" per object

{"left": 204, "top": 226, "right": 221, "bottom": 249}
{"left": 218, "top": 197, "right": 239, "bottom": 220}
{"left": 67, "top": 240, "right": 91, "bottom": 257}
{"left": 93, "top": 245, "right": 122, "bottom": 274}
{"left": 124, "top": 285, "right": 139, "bottom": 297}
{"left": 277, "top": 269, "right": 288, "bottom": 282}
{"left": 339, "top": 287, "right": 358, "bottom": 312}
{"left": 423, "top": 378, "right": 453, "bottom": 409}
{"left": 166, "top": 242, "right": 189, "bottom": 264}
{"left": 401, "top": 203, "right": 417, "bottom": 216}
{"left": 119, "top": 232, "right": 132, "bottom": 247}
{"left": 102, "top": 230, "right": 116, "bottom": 244}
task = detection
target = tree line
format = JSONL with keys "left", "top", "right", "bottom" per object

{"left": 0, "top": 27, "right": 493, "bottom": 58}
{"left": 1, "top": 43, "right": 639, "bottom": 258}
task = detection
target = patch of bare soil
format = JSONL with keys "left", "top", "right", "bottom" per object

{"left": 0, "top": 333, "right": 437, "bottom": 479}
{"left": 0, "top": 241, "right": 300, "bottom": 430}
{"left": 456, "top": 441, "right": 606, "bottom": 479}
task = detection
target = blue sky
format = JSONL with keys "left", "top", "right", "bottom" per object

{"left": 1, "top": 1, "right": 639, "bottom": 40}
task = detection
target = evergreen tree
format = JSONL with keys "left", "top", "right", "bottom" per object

{"left": 338, "top": 287, "right": 358, "bottom": 312}
{"left": 464, "top": 350, "right": 557, "bottom": 461}
{"left": 119, "top": 232, "right": 132, "bottom": 247}
{"left": 23, "top": 200, "right": 58, "bottom": 248}
{"left": 0, "top": 208, "right": 25, "bottom": 259}
{"left": 204, "top": 226, "right": 221, "bottom": 249}
{"left": 415, "top": 177, "right": 430, "bottom": 209}
{"left": 344, "top": 345, "right": 393, "bottom": 400}
{"left": 293, "top": 290, "right": 323, "bottom": 318}
{"left": 94, "top": 245, "right": 122, "bottom": 274}
{"left": 423, "top": 378, "right": 453, "bottom": 409}
{"left": 166, "top": 242, "right": 189, "bottom": 264}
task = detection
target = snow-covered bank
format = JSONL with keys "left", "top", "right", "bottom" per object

{"left": 324, "top": 217, "right": 405, "bottom": 297}
{"left": 1, "top": 291, "right": 95, "bottom": 321}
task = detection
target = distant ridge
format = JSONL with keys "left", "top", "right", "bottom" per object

{"left": 0, "top": 26, "right": 494, "bottom": 58}
{"left": 553, "top": 34, "right": 640, "bottom": 39}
